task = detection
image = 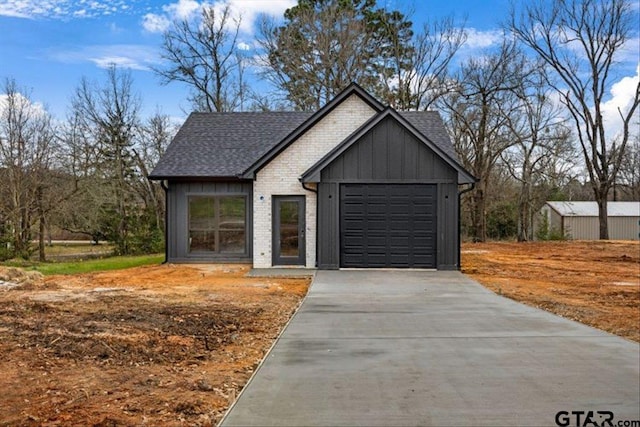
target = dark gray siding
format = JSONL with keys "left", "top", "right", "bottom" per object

{"left": 437, "top": 182, "right": 459, "bottom": 270}
{"left": 317, "top": 116, "right": 460, "bottom": 270}
{"left": 166, "top": 180, "right": 253, "bottom": 263}
{"left": 317, "top": 182, "right": 340, "bottom": 269}
{"left": 321, "top": 117, "right": 457, "bottom": 183}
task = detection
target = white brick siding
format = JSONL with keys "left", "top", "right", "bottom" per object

{"left": 253, "top": 95, "right": 376, "bottom": 268}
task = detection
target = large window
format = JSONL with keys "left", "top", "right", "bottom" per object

{"left": 189, "top": 196, "right": 246, "bottom": 254}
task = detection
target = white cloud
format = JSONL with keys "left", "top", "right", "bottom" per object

{"left": 142, "top": 12, "right": 171, "bottom": 33}
{"left": 451, "top": 27, "right": 503, "bottom": 64}
{"left": 142, "top": 0, "right": 295, "bottom": 34}
{"left": 50, "top": 44, "right": 161, "bottom": 71}
{"left": 463, "top": 28, "right": 503, "bottom": 50}
{"left": 90, "top": 55, "right": 150, "bottom": 71}
{"left": 601, "top": 64, "right": 640, "bottom": 141}
{"left": 142, "top": 0, "right": 202, "bottom": 34}
{"left": 165, "top": 0, "right": 200, "bottom": 20}
{"left": 0, "top": 92, "right": 49, "bottom": 122}
{"left": 617, "top": 37, "right": 640, "bottom": 64}
{"left": 0, "top": 0, "right": 131, "bottom": 19}
{"left": 216, "top": 0, "right": 295, "bottom": 34}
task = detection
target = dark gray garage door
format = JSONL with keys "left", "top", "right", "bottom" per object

{"left": 340, "top": 184, "right": 437, "bottom": 268}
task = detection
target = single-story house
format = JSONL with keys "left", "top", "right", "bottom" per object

{"left": 535, "top": 201, "right": 640, "bottom": 240}
{"left": 149, "top": 83, "right": 476, "bottom": 270}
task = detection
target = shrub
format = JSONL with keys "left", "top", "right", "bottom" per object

{"left": 487, "top": 202, "right": 517, "bottom": 240}
{"left": 535, "top": 212, "right": 569, "bottom": 241}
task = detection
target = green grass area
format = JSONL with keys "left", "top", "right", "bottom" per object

{"left": 40, "top": 243, "right": 114, "bottom": 258}
{"left": 3, "top": 254, "right": 165, "bottom": 276}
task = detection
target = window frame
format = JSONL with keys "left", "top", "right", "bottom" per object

{"left": 187, "top": 195, "right": 248, "bottom": 255}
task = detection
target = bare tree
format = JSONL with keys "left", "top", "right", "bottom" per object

{"left": 441, "top": 40, "right": 529, "bottom": 241}
{"left": 133, "top": 111, "right": 175, "bottom": 231}
{"left": 154, "top": 4, "right": 244, "bottom": 112}
{"left": 500, "top": 68, "right": 573, "bottom": 241}
{"left": 616, "top": 136, "right": 640, "bottom": 200}
{"left": 0, "top": 78, "right": 56, "bottom": 260}
{"left": 383, "top": 14, "right": 467, "bottom": 111}
{"left": 71, "top": 65, "right": 142, "bottom": 254}
{"left": 510, "top": 0, "right": 640, "bottom": 239}
{"left": 54, "top": 109, "right": 110, "bottom": 244}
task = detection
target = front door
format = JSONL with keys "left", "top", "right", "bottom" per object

{"left": 273, "top": 196, "right": 305, "bottom": 266}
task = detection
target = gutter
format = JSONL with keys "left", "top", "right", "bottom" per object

{"left": 301, "top": 181, "right": 318, "bottom": 194}
{"left": 160, "top": 180, "right": 169, "bottom": 264}
{"left": 457, "top": 182, "right": 476, "bottom": 270}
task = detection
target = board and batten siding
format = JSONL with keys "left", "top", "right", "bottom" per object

{"left": 317, "top": 116, "right": 460, "bottom": 270}
{"left": 166, "top": 180, "right": 253, "bottom": 262}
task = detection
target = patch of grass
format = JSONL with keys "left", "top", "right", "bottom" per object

{"left": 42, "top": 243, "right": 114, "bottom": 258}
{"left": 3, "top": 254, "right": 164, "bottom": 276}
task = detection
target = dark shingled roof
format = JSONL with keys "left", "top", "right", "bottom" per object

{"left": 150, "top": 112, "right": 312, "bottom": 179}
{"left": 398, "top": 111, "right": 458, "bottom": 160}
{"left": 149, "top": 110, "right": 459, "bottom": 179}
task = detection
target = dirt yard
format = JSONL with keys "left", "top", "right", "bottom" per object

{"left": 0, "top": 264, "right": 310, "bottom": 426}
{"left": 1, "top": 241, "right": 637, "bottom": 425}
{"left": 462, "top": 240, "right": 640, "bottom": 342}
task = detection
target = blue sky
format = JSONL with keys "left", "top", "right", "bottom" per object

{"left": 0, "top": 0, "right": 638, "bottom": 124}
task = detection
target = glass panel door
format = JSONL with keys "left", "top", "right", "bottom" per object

{"left": 273, "top": 196, "right": 305, "bottom": 265}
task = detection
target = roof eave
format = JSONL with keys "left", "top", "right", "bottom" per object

{"left": 148, "top": 175, "right": 251, "bottom": 182}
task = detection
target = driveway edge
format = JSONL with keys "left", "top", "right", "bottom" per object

{"left": 217, "top": 275, "right": 318, "bottom": 425}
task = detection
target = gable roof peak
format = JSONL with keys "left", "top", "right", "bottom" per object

{"left": 240, "top": 82, "right": 384, "bottom": 179}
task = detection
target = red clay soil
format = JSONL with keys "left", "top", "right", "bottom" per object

{"left": 462, "top": 240, "right": 640, "bottom": 342}
{"left": 1, "top": 241, "right": 637, "bottom": 425}
{"left": 0, "top": 264, "right": 310, "bottom": 426}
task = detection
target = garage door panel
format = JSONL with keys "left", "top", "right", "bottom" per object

{"left": 413, "top": 213, "right": 434, "bottom": 220}
{"left": 390, "top": 238, "right": 410, "bottom": 247}
{"left": 366, "top": 220, "right": 388, "bottom": 231}
{"left": 412, "top": 237, "right": 435, "bottom": 246}
{"left": 390, "top": 221, "right": 410, "bottom": 230}
{"left": 413, "top": 249, "right": 436, "bottom": 256}
{"left": 366, "top": 255, "right": 388, "bottom": 266}
{"left": 367, "top": 236, "right": 389, "bottom": 246}
{"left": 390, "top": 255, "right": 411, "bottom": 265}
{"left": 366, "top": 205, "right": 389, "bottom": 215}
{"left": 340, "top": 184, "right": 437, "bottom": 268}
{"left": 388, "top": 203, "right": 410, "bottom": 212}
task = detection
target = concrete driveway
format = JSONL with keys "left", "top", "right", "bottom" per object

{"left": 221, "top": 271, "right": 640, "bottom": 426}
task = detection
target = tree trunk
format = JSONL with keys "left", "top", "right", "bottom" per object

{"left": 470, "top": 183, "right": 486, "bottom": 242}
{"left": 517, "top": 204, "right": 528, "bottom": 242}
{"left": 517, "top": 185, "right": 529, "bottom": 242}
{"left": 37, "top": 186, "right": 46, "bottom": 262}
{"left": 596, "top": 193, "right": 609, "bottom": 240}
{"left": 517, "top": 167, "right": 532, "bottom": 242}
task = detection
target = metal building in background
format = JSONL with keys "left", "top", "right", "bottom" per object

{"left": 536, "top": 201, "right": 640, "bottom": 240}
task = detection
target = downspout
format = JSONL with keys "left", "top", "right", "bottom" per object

{"left": 458, "top": 182, "right": 476, "bottom": 270}
{"left": 160, "top": 180, "right": 169, "bottom": 264}
{"left": 300, "top": 180, "right": 318, "bottom": 268}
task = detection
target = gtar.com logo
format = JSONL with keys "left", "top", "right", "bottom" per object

{"left": 555, "top": 410, "right": 640, "bottom": 427}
